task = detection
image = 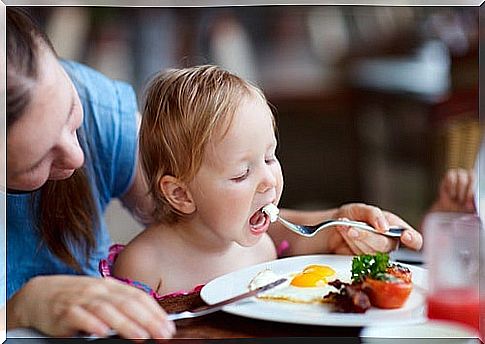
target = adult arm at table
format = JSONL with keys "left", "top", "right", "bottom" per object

{"left": 6, "top": 275, "right": 175, "bottom": 338}
{"left": 268, "top": 203, "right": 423, "bottom": 256}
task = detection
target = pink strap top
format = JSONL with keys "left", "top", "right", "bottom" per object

{"left": 99, "top": 240, "right": 290, "bottom": 300}
{"left": 99, "top": 244, "right": 204, "bottom": 300}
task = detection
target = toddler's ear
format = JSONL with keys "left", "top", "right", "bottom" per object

{"left": 159, "top": 175, "right": 196, "bottom": 214}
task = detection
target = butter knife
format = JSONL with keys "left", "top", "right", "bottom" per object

{"left": 168, "top": 277, "right": 287, "bottom": 320}
{"left": 88, "top": 277, "right": 286, "bottom": 340}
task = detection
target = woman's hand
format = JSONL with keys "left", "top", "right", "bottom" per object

{"left": 269, "top": 205, "right": 422, "bottom": 257}
{"left": 327, "top": 203, "right": 422, "bottom": 255}
{"left": 430, "top": 168, "right": 476, "bottom": 213}
{"left": 7, "top": 275, "right": 175, "bottom": 339}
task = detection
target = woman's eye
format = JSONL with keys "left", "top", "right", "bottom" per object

{"left": 232, "top": 170, "right": 249, "bottom": 182}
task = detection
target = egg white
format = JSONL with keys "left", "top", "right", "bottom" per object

{"left": 248, "top": 267, "right": 349, "bottom": 304}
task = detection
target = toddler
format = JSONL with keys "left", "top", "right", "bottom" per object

{"left": 105, "top": 65, "right": 415, "bottom": 297}
{"left": 112, "top": 65, "right": 282, "bottom": 296}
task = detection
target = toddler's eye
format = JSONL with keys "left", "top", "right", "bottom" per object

{"left": 231, "top": 169, "right": 249, "bottom": 182}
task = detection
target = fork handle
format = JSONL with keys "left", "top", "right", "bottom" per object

{"left": 276, "top": 216, "right": 301, "bottom": 233}
{"left": 340, "top": 220, "right": 404, "bottom": 238}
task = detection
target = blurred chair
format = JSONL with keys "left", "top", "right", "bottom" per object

{"left": 443, "top": 116, "right": 481, "bottom": 170}
{"left": 430, "top": 89, "right": 481, "bottom": 177}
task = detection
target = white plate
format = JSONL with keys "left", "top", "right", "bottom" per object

{"left": 200, "top": 254, "right": 427, "bottom": 327}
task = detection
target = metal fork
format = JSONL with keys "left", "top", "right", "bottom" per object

{"left": 268, "top": 212, "right": 404, "bottom": 238}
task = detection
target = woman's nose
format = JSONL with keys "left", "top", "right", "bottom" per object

{"left": 54, "top": 131, "right": 84, "bottom": 170}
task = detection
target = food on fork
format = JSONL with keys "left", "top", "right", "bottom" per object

{"left": 262, "top": 203, "right": 279, "bottom": 223}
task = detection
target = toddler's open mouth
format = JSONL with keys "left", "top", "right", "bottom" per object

{"left": 249, "top": 204, "right": 279, "bottom": 234}
{"left": 249, "top": 207, "right": 270, "bottom": 234}
{"left": 249, "top": 207, "right": 266, "bottom": 225}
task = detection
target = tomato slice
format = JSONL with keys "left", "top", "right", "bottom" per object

{"left": 362, "top": 277, "right": 413, "bottom": 309}
{"left": 387, "top": 264, "right": 412, "bottom": 283}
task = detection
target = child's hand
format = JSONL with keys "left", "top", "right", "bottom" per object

{"left": 327, "top": 203, "right": 422, "bottom": 255}
{"left": 431, "top": 168, "right": 476, "bottom": 213}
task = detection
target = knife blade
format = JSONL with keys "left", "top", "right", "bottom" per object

{"left": 167, "top": 277, "right": 287, "bottom": 321}
{"left": 87, "top": 277, "right": 287, "bottom": 340}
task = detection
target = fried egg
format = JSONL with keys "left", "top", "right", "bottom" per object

{"left": 248, "top": 264, "right": 349, "bottom": 304}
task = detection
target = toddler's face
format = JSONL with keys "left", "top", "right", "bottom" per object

{"left": 188, "top": 94, "right": 283, "bottom": 247}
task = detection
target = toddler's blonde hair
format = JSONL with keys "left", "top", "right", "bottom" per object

{"left": 140, "top": 65, "right": 273, "bottom": 223}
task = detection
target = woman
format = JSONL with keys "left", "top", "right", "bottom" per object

{"left": 6, "top": 8, "right": 175, "bottom": 339}
{"left": 6, "top": 8, "right": 422, "bottom": 339}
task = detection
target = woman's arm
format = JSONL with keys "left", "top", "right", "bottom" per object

{"left": 6, "top": 275, "right": 175, "bottom": 338}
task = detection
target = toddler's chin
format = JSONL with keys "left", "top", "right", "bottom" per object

{"left": 239, "top": 233, "right": 265, "bottom": 248}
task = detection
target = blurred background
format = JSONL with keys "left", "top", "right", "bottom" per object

{"left": 22, "top": 5, "right": 481, "bottom": 244}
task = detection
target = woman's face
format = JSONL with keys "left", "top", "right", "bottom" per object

{"left": 188, "top": 93, "right": 284, "bottom": 247}
{"left": 7, "top": 45, "right": 84, "bottom": 191}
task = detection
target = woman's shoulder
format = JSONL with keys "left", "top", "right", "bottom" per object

{"left": 61, "top": 60, "right": 139, "bottom": 201}
{"left": 60, "top": 60, "right": 136, "bottom": 114}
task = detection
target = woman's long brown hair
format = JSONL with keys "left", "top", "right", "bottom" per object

{"left": 7, "top": 8, "right": 98, "bottom": 271}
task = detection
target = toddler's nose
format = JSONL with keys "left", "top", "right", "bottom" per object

{"left": 257, "top": 168, "right": 277, "bottom": 194}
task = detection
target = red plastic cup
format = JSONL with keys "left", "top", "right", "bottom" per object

{"left": 423, "top": 212, "right": 481, "bottom": 333}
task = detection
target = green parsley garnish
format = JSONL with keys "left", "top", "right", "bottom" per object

{"left": 351, "top": 252, "right": 390, "bottom": 283}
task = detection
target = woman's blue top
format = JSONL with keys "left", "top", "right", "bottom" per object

{"left": 6, "top": 60, "right": 138, "bottom": 300}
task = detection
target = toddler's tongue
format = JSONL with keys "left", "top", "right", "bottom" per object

{"left": 249, "top": 210, "right": 265, "bottom": 228}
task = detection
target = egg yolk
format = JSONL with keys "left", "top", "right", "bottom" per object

{"left": 290, "top": 265, "right": 336, "bottom": 287}
{"left": 302, "top": 265, "right": 336, "bottom": 277}
{"left": 291, "top": 273, "right": 326, "bottom": 287}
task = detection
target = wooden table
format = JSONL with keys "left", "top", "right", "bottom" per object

{"left": 4, "top": 292, "right": 365, "bottom": 343}
{"left": 158, "top": 291, "right": 362, "bottom": 340}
